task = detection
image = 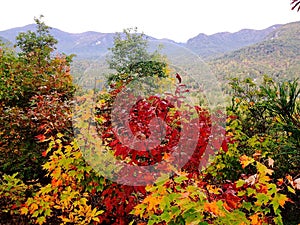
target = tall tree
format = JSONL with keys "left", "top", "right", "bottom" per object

{"left": 0, "top": 16, "right": 74, "bottom": 182}
{"left": 106, "top": 27, "right": 167, "bottom": 86}
{"left": 16, "top": 15, "right": 58, "bottom": 65}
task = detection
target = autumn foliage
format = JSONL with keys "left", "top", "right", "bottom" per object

{"left": 0, "top": 18, "right": 299, "bottom": 225}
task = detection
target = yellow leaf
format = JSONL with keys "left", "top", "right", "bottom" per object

{"left": 57, "top": 133, "right": 64, "bottom": 138}
{"left": 92, "top": 217, "right": 100, "bottom": 222}
{"left": 20, "top": 207, "right": 28, "bottom": 215}
{"left": 143, "top": 195, "right": 161, "bottom": 212}
{"left": 30, "top": 203, "right": 39, "bottom": 213}
{"left": 206, "top": 185, "right": 221, "bottom": 194}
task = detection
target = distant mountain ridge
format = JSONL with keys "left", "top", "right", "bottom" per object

{"left": 186, "top": 25, "right": 281, "bottom": 58}
{"left": 0, "top": 24, "right": 116, "bottom": 58}
{"left": 210, "top": 21, "right": 300, "bottom": 81}
{"left": 0, "top": 23, "right": 285, "bottom": 59}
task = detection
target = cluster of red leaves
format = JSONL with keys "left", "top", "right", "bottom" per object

{"left": 104, "top": 95, "right": 182, "bottom": 166}
{"left": 98, "top": 184, "right": 146, "bottom": 225}
{"left": 30, "top": 92, "right": 73, "bottom": 143}
{"left": 94, "top": 74, "right": 230, "bottom": 224}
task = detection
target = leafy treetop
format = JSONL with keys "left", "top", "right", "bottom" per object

{"left": 16, "top": 15, "right": 58, "bottom": 63}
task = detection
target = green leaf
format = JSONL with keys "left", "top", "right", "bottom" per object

{"left": 236, "top": 179, "right": 245, "bottom": 188}
{"left": 161, "top": 211, "right": 171, "bottom": 222}
{"left": 242, "top": 201, "right": 252, "bottom": 211}
{"left": 36, "top": 216, "right": 46, "bottom": 224}
{"left": 287, "top": 185, "right": 296, "bottom": 194}
{"left": 174, "top": 176, "right": 188, "bottom": 183}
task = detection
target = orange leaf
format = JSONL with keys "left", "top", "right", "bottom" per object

{"left": 51, "top": 178, "right": 62, "bottom": 187}
{"left": 203, "top": 201, "right": 225, "bottom": 217}
{"left": 143, "top": 195, "right": 161, "bottom": 212}
{"left": 223, "top": 202, "right": 231, "bottom": 211}
{"left": 277, "top": 178, "right": 284, "bottom": 186}
{"left": 286, "top": 175, "right": 293, "bottom": 183}
{"left": 277, "top": 194, "right": 289, "bottom": 207}
{"left": 249, "top": 213, "right": 263, "bottom": 225}
{"left": 162, "top": 153, "right": 171, "bottom": 162}
{"left": 29, "top": 203, "right": 38, "bottom": 213}
{"left": 20, "top": 207, "right": 29, "bottom": 215}
{"left": 240, "top": 155, "right": 254, "bottom": 169}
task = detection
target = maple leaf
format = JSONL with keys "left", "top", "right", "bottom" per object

{"left": 203, "top": 201, "right": 225, "bottom": 217}
{"left": 286, "top": 175, "right": 293, "bottom": 184}
{"left": 258, "top": 184, "right": 268, "bottom": 194}
{"left": 143, "top": 195, "right": 161, "bottom": 212}
{"left": 20, "top": 207, "right": 29, "bottom": 215}
{"left": 275, "top": 193, "right": 289, "bottom": 207}
{"left": 240, "top": 155, "right": 254, "bottom": 169}
{"left": 162, "top": 153, "right": 171, "bottom": 162}
{"left": 249, "top": 213, "right": 263, "bottom": 225}
{"left": 223, "top": 202, "right": 231, "bottom": 211}
{"left": 276, "top": 178, "right": 284, "bottom": 186}
{"left": 29, "top": 203, "right": 39, "bottom": 214}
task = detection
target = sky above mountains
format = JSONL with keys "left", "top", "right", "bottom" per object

{"left": 1, "top": 0, "right": 300, "bottom": 42}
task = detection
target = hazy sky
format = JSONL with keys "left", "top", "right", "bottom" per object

{"left": 1, "top": 0, "right": 299, "bottom": 42}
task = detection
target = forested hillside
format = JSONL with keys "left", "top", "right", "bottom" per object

{"left": 210, "top": 21, "right": 300, "bottom": 81}
{"left": 186, "top": 25, "right": 281, "bottom": 58}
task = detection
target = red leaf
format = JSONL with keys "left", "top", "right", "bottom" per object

{"left": 35, "top": 134, "right": 46, "bottom": 142}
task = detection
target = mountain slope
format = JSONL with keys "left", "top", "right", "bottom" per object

{"left": 186, "top": 25, "right": 281, "bottom": 58}
{"left": 209, "top": 21, "right": 300, "bottom": 81}
{"left": 0, "top": 24, "right": 116, "bottom": 58}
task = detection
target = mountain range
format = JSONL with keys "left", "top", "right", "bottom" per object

{"left": 0, "top": 23, "right": 285, "bottom": 59}
{"left": 1, "top": 21, "right": 300, "bottom": 82}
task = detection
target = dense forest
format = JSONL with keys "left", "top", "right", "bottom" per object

{"left": 0, "top": 15, "right": 299, "bottom": 225}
